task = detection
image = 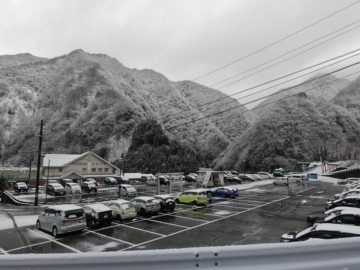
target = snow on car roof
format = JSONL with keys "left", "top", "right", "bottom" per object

{"left": 135, "top": 196, "right": 156, "bottom": 201}
{"left": 67, "top": 182, "right": 79, "bottom": 186}
{"left": 49, "top": 183, "right": 64, "bottom": 188}
{"left": 154, "top": 194, "right": 173, "bottom": 199}
{"left": 113, "top": 199, "right": 131, "bottom": 204}
{"left": 121, "top": 184, "right": 133, "bottom": 187}
{"left": 315, "top": 223, "right": 360, "bottom": 234}
{"left": 336, "top": 208, "right": 360, "bottom": 216}
{"left": 85, "top": 203, "right": 111, "bottom": 212}
{"left": 49, "top": 204, "right": 83, "bottom": 212}
{"left": 325, "top": 206, "right": 355, "bottom": 215}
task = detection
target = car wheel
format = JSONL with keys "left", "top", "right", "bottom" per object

{"left": 139, "top": 208, "right": 147, "bottom": 216}
{"left": 175, "top": 199, "right": 180, "bottom": 204}
{"left": 117, "top": 214, "right": 122, "bottom": 221}
{"left": 36, "top": 220, "right": 41, "bottom": 230}
{"left": 52, "top": 226, "right": 58, "bottom": 237}
{"left": 192, "top": 201, "right": 198, "bottom": 206}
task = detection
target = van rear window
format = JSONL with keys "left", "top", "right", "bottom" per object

{"left": 64, "top": 209, "right": 84, "bottom": 219}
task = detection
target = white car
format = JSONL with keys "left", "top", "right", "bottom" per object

{"left": 145, "top": 176, "right": 157, "bottom": 186}
{"left": 273, "top": 177, "right": 288, "bottom": 186}
{"left": 36, "top": 204, "right": 86, "bottom": 237}
{"left": 106, "top": 199, "right": 137, "bottom": 220}
{"left": 64, "top": 182, "right": 82, "bottom": 194}
{"left": 119, "top": 184, "right": 137, "bottom": 197}
{"left": 334, "top": 189, "right": 360, "bottom": 200}
{"left": 257, "top": 172, "right": 274, "bottom": 179}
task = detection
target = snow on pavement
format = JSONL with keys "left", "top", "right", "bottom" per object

{"left": 0, "top": 214, "right": 38, "bottom": 230}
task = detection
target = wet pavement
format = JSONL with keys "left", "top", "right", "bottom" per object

{"left": 0, "top": 180, "right": 343, "bottom": 254}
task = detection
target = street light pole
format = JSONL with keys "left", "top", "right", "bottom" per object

{"left": 34, "top": 120, "right": 43, "bottom": 206}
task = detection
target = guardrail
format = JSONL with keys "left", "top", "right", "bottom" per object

{"left": 1, "top": 237, "right": 360, "bottom": 269}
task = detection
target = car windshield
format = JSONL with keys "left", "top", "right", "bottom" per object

{"left": 120, "top": 203, "right": 132, "bottom": 209}
{"left": 64, "top": 209, "right": 84, "bottom": 219}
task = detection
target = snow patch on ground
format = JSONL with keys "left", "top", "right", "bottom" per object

{"left": 0, "top": 214, "right": 38, "bottom": 230}
{"left": 213, "top": 210, "right": 232, "bottom": 215}
{"left": 90, "top": 242, "right": 120, "bottom": 252}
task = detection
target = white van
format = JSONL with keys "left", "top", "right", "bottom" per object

{"left": 36, "top": 204, "right": 86, "bottom": 237}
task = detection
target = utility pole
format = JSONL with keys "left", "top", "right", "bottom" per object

{"left": 34, "top": 120, "right": 43, "bottom": 206}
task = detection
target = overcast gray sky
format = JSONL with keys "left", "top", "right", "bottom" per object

{"left": 1, "top": 0, "right": 360, "bottom": 106}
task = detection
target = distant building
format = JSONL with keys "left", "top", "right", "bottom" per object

{"left": 42, "top": 151, "right": 119, "bottom": 179}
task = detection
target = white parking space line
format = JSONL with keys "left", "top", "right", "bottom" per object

{"left": 83, "top": 229, "right": 135, "bottom": 246}
{"left": 118, "top": 223, "right": 166, "bottom": 237}
{"left": 137, "top": 218, "right": 189, "bottom": 229}
{"left": 121, "top": 195, "right": 290, "bottom": 251}
{"left": 5, "top": 240, "right": 53, "bottom": 253}
{"left": 164, "top": 213, "right": 208, "bottom": 223}
{"left": 29, "top": 229, "right": 82, "bottom": 253}
{"left": 211, "top": 204, "right": 249, "bottom": 211}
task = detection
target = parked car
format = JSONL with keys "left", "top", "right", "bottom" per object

{"left": 130, "top": 196, "right": 161, "bottom": 216}
{"left": 212, "top": 187, "right": 237, "bottom": 199}
{"left": 83, "top": 204, "right": 113, "bottom": 228}
{"left": 60, "top": 178, "right": 74, "bottom": 187}
{"left": 273, "top": 177, "right": 289, "bottom": 186}
{"left": 334, "top": 189, "right": 360, "bottom": 200}
{"left": 47, "top": 179, "right": 59, "bottom": 184}
{"left": 104, "top": 177, "right": 118, "bottom": 186}
{"left": 326, "top": 195, "right": 360, "bottom": 210}
{"left": 281, "top": 223, "right": 360, "bottom": 242}
{"left": 239, "top": 175, "right": 255, "bottom": 182}
{"left": 105, "top": 199, "right": 137, "bottom": 220}
{"left": 14, "top": 182, "right": 29, "bottom": 193}
{"left": 288, "top": 174, "right": 308, "bottom": 184}
{"left": 115, "top": 176, "right": 130, "bottom": 184}
{"left": 84, "top": 178, "right": 98, "bottom": 187}
{"left": 307, "top": 207, "right": 360, "bottom": 226}
{"left": 226, "top": 174, "right": 242, "bottom": 183}
{"left": 145, "top": 176, "right": 157, "bottom": 186}
{"left": 337, "top": 178, "right": 360, "bottom": 185}
{"left": 36, "top": 204, "right": 86, "bottom": 237}
{"left": 81, "top": 181, "right": 97, "bottom": 193}
{"left": 345, "top": 183, "right": 360, "bottom": 191}
{"left": 46, "top": 183, "right": 66, "bottom": 196}
{"left": 222, "top": 186, "right": 239, "bottom": 197}
{"left": 64, "top": 182, "right": 82, "bottom": 195}
{"left": 185, "top": 173, "right": 197, "bottom": 182}
{"left": 158, "top": 175, "right": 170, "bottom": 185}
{"left": 257, "top": 172, "right": 274, "bottom": 179}
{"left": 153, "top": 194, "right": 176, "bottom": 212}
{"left": 175, "top": 190, "right": 210, "bottom": 205}
{"left": 119, "top": 184, "right": 137, "bottom": 197}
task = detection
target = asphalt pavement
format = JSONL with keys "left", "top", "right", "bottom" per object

{"left": 0, "top": 180, "right": 343, "bottom": 254}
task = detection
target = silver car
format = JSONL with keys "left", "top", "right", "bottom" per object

{"left": 130, "top": 196, "right": 161, "bottom": 216}
{"left": 36, "top": 204, "right": 86, "bottom": 237}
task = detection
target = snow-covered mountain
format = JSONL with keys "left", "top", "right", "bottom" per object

{"left": 0, "top": 50, "right": 250, "bottom": 165}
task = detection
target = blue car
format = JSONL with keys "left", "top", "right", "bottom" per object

{"left": 212, "top": 187, "right": 237, "bottom": 199}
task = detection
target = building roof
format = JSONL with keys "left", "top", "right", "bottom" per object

{"left": 42, "top": 151, "right": 119, "bottom": 170}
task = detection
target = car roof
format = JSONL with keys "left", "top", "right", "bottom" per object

{"left": 134, "top": 196, "right": 156, "bottom": 201}
{"left": 325, "top": 206, "right": 355, "bottom": 214}
{"left": 314, "top": 223, "right": 360, "bottom": 234}
{"left": 154, "top": 194, "right": 173, "bottom": 199}
{"left": 121, "top": 184, "right": 133, "bottom": 187}
{"left": 112, "top": 199, "right": 131, "bottom": 204}
{"left": 49, "top": 183, "right": 63, "bottom": 188}
{"left": 48, "top": 204, "right": 83, "bottom": 211}
{"left": 84, "top": 203, "right": 111, "bottom": 212}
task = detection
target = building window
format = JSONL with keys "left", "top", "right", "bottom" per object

{"left": 98, "top": 168, "right": 102, "bottom": 172}
{"left": 104, "top": 168, "right": 108, "bottom": 172}
{"left": 92, "top": 168, "right": 96, "bottom": 172}
{"left": 58, "top": 168, "right": 62, "bottom": 172}
{"left": 82, "top": 168, "right": 87, "bottom": 172}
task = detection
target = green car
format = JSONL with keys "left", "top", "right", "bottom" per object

{"left": 175, "top": 190, "right": 209, "bottom": 205}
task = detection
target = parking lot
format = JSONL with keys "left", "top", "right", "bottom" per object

{"left": 0, "top": 180, "right": 343, "bottom": 255}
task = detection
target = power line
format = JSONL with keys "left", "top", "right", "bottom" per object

{"left": 211, "top": 18, "right": 360, "bottom": 89}
{"left": 158, "top": 47, "right": 360, "bottom": 123}
{"left": 166, "top": 60, "right": 360, "bottom": 131}
{"left": 192, "top": 0, "right": 360, "bottom": 81}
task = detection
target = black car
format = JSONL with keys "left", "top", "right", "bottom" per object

{"left": 14, "top": 182, "right": 29, "bottom": 193}
{"left": 308, "top": 208, "right": 360, "bottom": 226}
{"left": 81, "top": 181, "right": 97, "bottom": 193}
{"left": 46, "top": 183, "right": 66, "bottom": 196}
{"left": 225, "top": 174, "right": 242, "bottom": 184}
{"left": 153, "top": 195, "right": 176, "bottom": 212}
{"left": 83, "top": 204, "right": 112, "bottom": 228}
{"left": 114, "top": 176, "right": 130, "bottom": 184}
{"left": 239, "top": 175, "right": 255, "bottom": 182}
